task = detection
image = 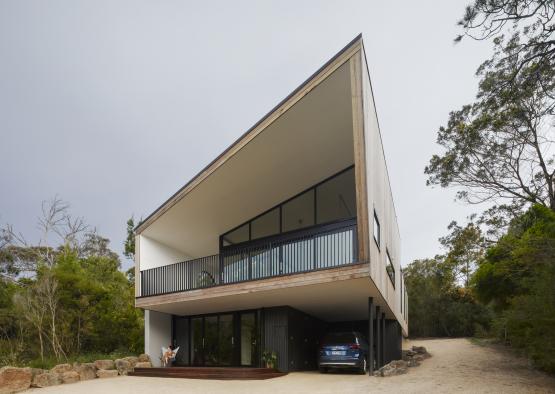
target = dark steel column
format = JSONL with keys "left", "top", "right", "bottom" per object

{"left": 368, "top": 297, "right": 374, "bottom": 375}
{"left": 376, "top": 306, "right": 382, "bottom": 369}
{"left": 381, "top": 313, "right": 386, "bottom": 367}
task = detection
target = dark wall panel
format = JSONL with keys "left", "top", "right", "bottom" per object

{"left": 263, "top": 307, "right": 289, "bottom": 371}
{"left": 384, "top": 319, "right": 402, "bottom": 364}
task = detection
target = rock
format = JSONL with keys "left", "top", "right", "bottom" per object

{"left": 407, "top": 358, "right": 420, "bottom": 367}
{"left": 411, "top": 345, "right": 428, "bottom": 354}
{"left": 122, "top": 356, "right": 139, "bottom": 368}
{"left": 374, "top": 360, "right": 408, "bottom": 377}
{"left": 94, "top": 359, "right": 115, "bottom": 370}
{"left": 31, "top": 372, "right": 62, "bottom": 388}
{"left": 73, "top": 363, "right": 97, "bottom": 381}
{"left": 61, "top": 371, "right": 80, "bottom": 384}
{"left": 0, "top": 366, "right": 32, "bottom": 394}
{"left": 50, "top": 363, "right": 73, "bottom": 374}
{"left": 114, "top": 359, "right": 131, "bottom": 375}
{"left": 138, "top": 354, "right": 150, "bottom": 362}
{"left": 27, "top": 368, "right": 47, "bottom": 379}
{"left": 96, "top": 369, "right": 119, "bottom": 379}
{"left": 134, "top": 361, "right": 152, "bottom": 368}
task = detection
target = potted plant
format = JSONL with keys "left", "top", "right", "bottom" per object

{"left": 261, "top": 350, "right": 278, "bottom": 369}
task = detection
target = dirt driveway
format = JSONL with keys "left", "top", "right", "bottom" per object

{"left": 30, "top": 338, "right": 555, "bottom": 393}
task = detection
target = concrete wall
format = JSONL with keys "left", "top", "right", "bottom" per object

{"left": 139, "top": 235, "right": 191, "bottom": 271}
{"left": 359, "top": 50, "right": 407, "bottom": 335}
{"left": 144, "top": 309, "right": 172, "bottom": 367}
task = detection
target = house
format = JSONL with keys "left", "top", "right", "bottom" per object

{"left": 134, "top": 35, "right": 408, "bottom": 375}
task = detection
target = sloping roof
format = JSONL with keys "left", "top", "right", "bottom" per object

{"left": 136, "top": 34, "right": 363, "bottom": 234}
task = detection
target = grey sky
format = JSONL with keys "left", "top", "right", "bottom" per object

{"left": 0, "top": 1, "right": 493, "bottom": 270}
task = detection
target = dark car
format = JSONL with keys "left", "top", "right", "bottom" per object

{"left": 318, "top": 331, "right": 369, "bottom": 374}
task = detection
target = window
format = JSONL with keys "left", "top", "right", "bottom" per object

{"left": 386, "top": 250, "right": 395, "bottom": 287}
{"left": 316, "top": 167, "right": 356, "bottom": 224}
{"left": 373, "top": 211, "right": 380, "bottom": 247}
{"left": 220, "top": 166, "right": 356, "bottom": 248}
{"left": 222, "top": 223, "right": 249, "bottom": 246}
{"left": 251, "top": 208, "right": 279, "bottom": 240}
{"left": 282, "top": 190, "right": 315, "bottom": 232}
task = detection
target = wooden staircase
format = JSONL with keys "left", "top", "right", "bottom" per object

{"left": 128, "top": 366, "right": 287, "bottom": 380}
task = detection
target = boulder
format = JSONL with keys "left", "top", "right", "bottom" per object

{"left": 61, "top": 371, "right": 80, "bottom": 384}
{"left": 114, "top": 359, "right": 131, "bottom": 375}
{"left": 0, "top": 366, "right": 32, "bottom": 394}
{"left": 73, "top": 363, "right": 97, "bottom": 381}
{"left": 407, "top": 358, "right": 420, "bottom": 367}
{"left": 94, "top": 359, "right": 115, "bottom": 370}
{"left": 134, "top": 361, "right": 152, "bottom": 368}
{"left": 50, "top": 363, "right": 73, "bottom": 374}
{"left": 122, "top": 356, "right": 139, "bottom": 368}
{"left": 96, "top": 369, "right": 119, "bottom": 379}
{"left": 138, "top": 354, "right": 151, "bottom": 362}
{"left": 373, "top": 360, "right": 408, "bottom": 377}
{"left": 27, "top": 368, "right": 47, "bottom": 379}
{"left": 411, "top": 345, "right": 428, "bottom": 354}
{"left": 31, "top": 372, "right": 62, "bottom": 388}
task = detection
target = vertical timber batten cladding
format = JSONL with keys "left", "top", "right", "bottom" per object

{"left": 134, "top": 35, "right": 408, "bottom": 371}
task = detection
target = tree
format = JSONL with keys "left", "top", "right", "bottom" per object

{"left": 457, "top": 0, "right": 555, "bottom": 85}
{"left": 123, "top": 217, "right": 135, "bottom": 261}
{"left": 427, "top": 1, "right": 555, "bottom": 212}
{"left": 425, "top": 57, "right": 555, "bottom": 210}
{"left": 473, "top": 204, "right": 555, "bottom": 373}
{"left": 440, "top": 217, "right": 487, "bottom": 287}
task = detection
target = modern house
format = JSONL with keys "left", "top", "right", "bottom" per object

{"left": 134, "top": 35, "right": 408, "bottom": 375}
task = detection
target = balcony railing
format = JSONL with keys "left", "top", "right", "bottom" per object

{"left": 140, "top": 219, "right": 357, "bottom": 297}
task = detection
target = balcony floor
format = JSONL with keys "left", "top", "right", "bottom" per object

{"left": 136, "top": 262, "right": 395, "bottom": 322}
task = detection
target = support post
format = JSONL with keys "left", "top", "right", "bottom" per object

{"left": 376, "top": 306, "right": 382, "bottom": 369}
{"left": 368, "top": 297, "right": 374, "bottom": 375}
{"left": 381, "top": 313, "right": 386, "bottom": 367}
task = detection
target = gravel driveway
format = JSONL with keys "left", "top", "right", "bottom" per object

{"left": 29, "top": 338, "right": 555, "bottom": 394}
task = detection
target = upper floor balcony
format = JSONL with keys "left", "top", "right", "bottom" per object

{"left": 140, "top": 218, "right": 357, "bottom": 297}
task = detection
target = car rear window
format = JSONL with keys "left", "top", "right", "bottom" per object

{"left": 322, "top": 332, "right": 356, "bottom": 344}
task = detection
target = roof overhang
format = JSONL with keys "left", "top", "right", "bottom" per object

{"left": 137, "top": 36, "right": 363, "bottom": 258}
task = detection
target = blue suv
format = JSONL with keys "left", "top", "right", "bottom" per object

{"left": 318, "top": 331, "right": 369, "bottom": 374}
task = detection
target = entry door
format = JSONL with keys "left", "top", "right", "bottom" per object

{"left": 239, "top": 312, "right": 257, "bottom": 366}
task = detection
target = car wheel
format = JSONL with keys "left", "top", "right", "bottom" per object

{"left": 319, "top": 367, "right": 328, "bottom": 374}
{"left": 359, "top": 358, "right": 368, "bottom": 374}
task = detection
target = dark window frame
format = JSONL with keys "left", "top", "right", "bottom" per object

{"left": 373, "top": 210, "right": 380, "bottom": 249}
{"left": 219, "top": 165, "right": 355, "bottom": 250}
{"left": 386, "top": 248, "right": 395, "bottom": 287}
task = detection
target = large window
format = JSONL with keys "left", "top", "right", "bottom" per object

{"left": 316, "top": 168, "right": 356, "bottom": 224}
{"left": 282, "top": 190, "right": 315, "bottom": 232}
{"left": 220, "top": 166, "right": 356, "bottom": 248}
{"left": 251, "top": 208, "right": 279, "bottom": 240}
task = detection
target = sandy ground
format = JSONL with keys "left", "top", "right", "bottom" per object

{"left": 28, "top": 338, "right": 555, "bottom": 394}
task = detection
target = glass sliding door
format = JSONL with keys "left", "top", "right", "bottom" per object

{"left": 218, "top": 314, "right": 234, "bottom": 366}
{"left": 191, "top": 317, "right": 203, "bottom": 365}
{"left": 173, "top": 317, "right": 190, "bottom": 365}
{"left": 240, "top": 312, "right": 257, "bottom": 366}
{"left": 204, "top": 316, "right": 218, "bottom": 366}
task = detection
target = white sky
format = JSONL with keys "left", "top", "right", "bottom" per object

{"left": 0, "top": 1, "right": 493, "bottom": 270}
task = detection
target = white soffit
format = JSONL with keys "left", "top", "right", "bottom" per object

{"left": 142, "top": 60, "right": 355, "bottom": 257}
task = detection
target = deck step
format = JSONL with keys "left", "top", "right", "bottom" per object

{"left": 128, "top": 367, "right": 287, "bottom": 380}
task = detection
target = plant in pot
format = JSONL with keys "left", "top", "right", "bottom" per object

{"left": 261, "top": 350, "right": 278, "bottom": 369}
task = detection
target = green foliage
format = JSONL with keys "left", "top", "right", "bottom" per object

{"left": 0, "top": 214, "right": 143, "bottom": 367}
{"left": 124, "top": 217, "right": 135, "bottom": 261}
{"left": 473, "top": 204, "right": 555, "bottom": 373}
{"left": 404, "top": 257, "right": 491, "bottom": 338}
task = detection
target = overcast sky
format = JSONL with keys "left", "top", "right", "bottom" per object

{"left": 0, "top": 1, "right": 493, "bottom": 270}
